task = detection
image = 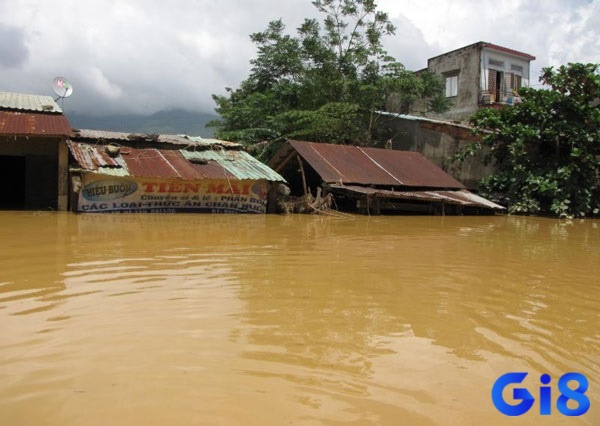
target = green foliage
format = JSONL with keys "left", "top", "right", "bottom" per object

{"left": 209, "top": 0, "right": 447, "bottom": 147}
{"left": 464, "top": 63, "right": 600, "bottom": 218}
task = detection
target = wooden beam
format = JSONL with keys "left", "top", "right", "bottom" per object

{"left": 57, "top": 139, "right": 69, "bottom": 211}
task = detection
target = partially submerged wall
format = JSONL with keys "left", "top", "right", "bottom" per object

{"left": 73, "top": 173, "right": 271, "bottom": 214}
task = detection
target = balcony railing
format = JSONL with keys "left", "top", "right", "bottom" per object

{"left": 479, "top": 90, "right": 522, "bottom": 106}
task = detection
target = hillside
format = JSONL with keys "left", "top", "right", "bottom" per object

{"left": 67, "top": 109, "right": 218, "bottom": 137}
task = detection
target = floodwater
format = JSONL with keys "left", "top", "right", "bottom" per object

{"left": 0, "top": 212, "right": 598, "bottom": 426}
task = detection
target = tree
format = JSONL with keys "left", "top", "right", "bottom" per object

{"left": 463, "top": 63, "right": 600, "bottom": 218}
{"left": 209, "top": 0, "right": 447, "bottom": 148}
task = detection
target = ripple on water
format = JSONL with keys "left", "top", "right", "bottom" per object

{"left": 0, "top": 214, "right": 599, "bottom": 425}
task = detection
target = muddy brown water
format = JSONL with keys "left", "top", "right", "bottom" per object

{"left": 0, "top": 212, "right": 598, "bottom": 425}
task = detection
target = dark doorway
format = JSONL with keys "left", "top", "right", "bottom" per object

{"left": 494, "top": 71, "right": 505, "bottom": 102}
{"left": 0, "top": 155, "right": 26, "bottom": 209}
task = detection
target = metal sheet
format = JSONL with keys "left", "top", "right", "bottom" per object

{"left": 122, "top": 148, "right": 200, "bottom": 179}
{"left": 0, "top": 111, "right": 71, "bottom": 137}
{"left": 329, "top": 184, "right": 504, "bottom": 210}
{"left": 359, "top": 146, "right": 465, "bottom": 188}
{"left": 288, "top": 140, "right": 465, "bottom": 189}
{"left": 0, "top": 92, "right": 62, "bottom": 113}
{"left": 68, "top": 141, "right": 285, "bottom": 182}
{"left": 68, "top": 141, "right": 126, "bottom": 169}
{"left": 183, "top": 150, "right": 286, "bottom": 182}
{"left": 439, "top": 190, "right": 505, "bottom": 210}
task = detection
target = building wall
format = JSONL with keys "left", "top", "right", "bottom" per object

{"left": 425, "top": 44, "right": 483, "bottom": 122}
{"left": 0, "top": 137, "right": 62, "bottom": 210}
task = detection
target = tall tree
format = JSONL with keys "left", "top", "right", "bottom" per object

{"left": 461, "top": 63, "right": 600, "bottom": 218}
{"left": 209, "top": 0, "right": 447, "bottom": 147}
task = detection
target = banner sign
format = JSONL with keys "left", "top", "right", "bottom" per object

{"left": 77, "top": 174, "right": 268, "bottom": 213}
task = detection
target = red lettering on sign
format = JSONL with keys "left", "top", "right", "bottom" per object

{"left": 207, "top": 183, "right": 225, "bottom": 194}
{"left": 142, "top": 181, "right": 248, "bottom": 194}
{"left": 184, "top": 183, "right": 200, "bottom": 193}
{"left": 142, "top": 182, "right": 159, "bottom": 192}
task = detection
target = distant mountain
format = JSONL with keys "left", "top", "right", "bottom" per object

{"left": 67, "top": 109, "right": 218, "bottom": 137}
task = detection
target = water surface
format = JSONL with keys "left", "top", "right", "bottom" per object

{"left": 0, "top": 212, "right": 598, "bottom": 425}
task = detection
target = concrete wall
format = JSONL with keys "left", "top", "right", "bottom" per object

{"left": 382, "top": 115, "right": 494, "bottom": 190}
{"left": 417, "top": 44, "right": 483, "bottom": 122}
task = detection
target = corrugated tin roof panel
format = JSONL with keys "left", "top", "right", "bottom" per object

{"left": 0, "top": 111, "right": 72, "bottom": 136}
{"left": 68, "top": 142, "right": 285, "bottom": 182}
{"left": 182, "top": 150, "right": 286, "bottom": 182}
{"left": 437, "top": 190, "right": 505, "bottom": 210}
{"left": 289, "top": 140, "right": 464, "bottom": 189}
{"left": 359, "top": 146, "right": 465, "bottom": 188}
{"left": 68, "top": 141, "right": 128, "bottom": 171}
{"left": 0, "top": 92, "right": 63, "bottom": 113}
{"left": 329, "top": 185, "right": 504, "bottom": 210}
{"left": 188, "top": 160, "right": 237, "bottom": 179}
{"left": 292, "top": 140, "right": 393, "bottom": 184}
{"left": 122, "top": 148, "right": 203, "bottom": 179}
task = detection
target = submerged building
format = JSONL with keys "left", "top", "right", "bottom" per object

{"left": 0, "top": 90, "right": 287, "bottom": 214}
{"left": 68, "top": 130, "right": 286, "bottom": 214}
{"left": 268, "top": 140, "right": 503, "bottom": 215}
{"left": 0, "top": 92, "right": 72, "bottom": 210}
{"left": 380, "top": 42, "right": 536, "bottom": 191}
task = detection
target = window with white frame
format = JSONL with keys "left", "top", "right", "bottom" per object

{"left": 445, "top": 74, "right": 458, "bottom": 97}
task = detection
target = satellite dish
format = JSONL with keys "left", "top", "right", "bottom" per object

{"left": 52, "top": 76, "right": 73, "bottom": 100}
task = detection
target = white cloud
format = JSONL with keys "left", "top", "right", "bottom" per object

{"left": 0, "top": 0, "right": 597, "bottom": 115}
{"left": 88, "top": 67, "right": 123, "bottom": 100}
{"left": 380, "top": 0, "right": 600, "bottom": 79}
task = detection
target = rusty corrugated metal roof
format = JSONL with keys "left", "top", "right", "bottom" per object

{"left": 0, "top": 92, "right": 63, "bottom": 113}
{"left": 0, "top": 111, "right": 72, "bottom": 137}
{"left": 287, "top": 140, "right": 465, "bottom": 189}
{"left": 67, "top": 141, "right": 124, "bottom": 169}
{"left": 329, "top": 185, "right": 504, "bottom": 210}
{"left": 123, "top": 148, "right": 212, "bottom": 179}
{"left": 68, "top": 141, "right": 285, "bottom": 182}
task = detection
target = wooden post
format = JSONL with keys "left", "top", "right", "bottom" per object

{"left": 57, "top": 139, "right": 69, "bottom": 211}
{"left": 297, "top": 155, "right": 308, "bottom": 196}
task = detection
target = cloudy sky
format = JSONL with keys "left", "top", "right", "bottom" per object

{"left": 1, "top": 0, "right": 598, "bottom": 116}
